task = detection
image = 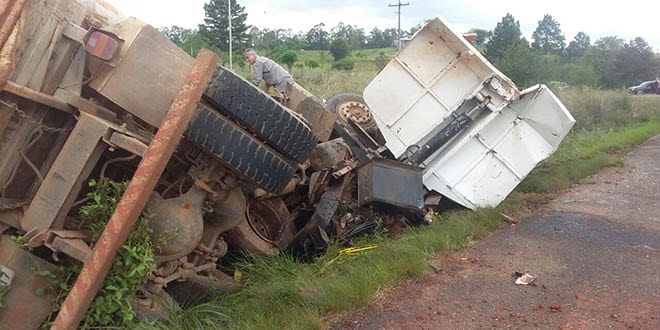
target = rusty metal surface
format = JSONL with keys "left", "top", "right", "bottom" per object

{"left": 51, "top": 49, "right": 218, "bottom": 330}
{"left": 0, "top": 0, "right": 24, "bottom": 91}
{"left": 308, "top": 139, "right": 351, "bottom": 171}
{"left": 0, "top": 235, "right": 55, "bottom": 330}
{"left": 146, "top": 187, "right": 206, "bottom": 263}
{"left": 247, "top": 197, "right": 293, "bottom": 249}
{"left": 0, "top": 0, "right": 26, "bottom": 52}
{"left": 357, "top": 158, "right": 424, "bottom": 210}
{"left": 290, "top": 174, "right": 351, "bottom": 253}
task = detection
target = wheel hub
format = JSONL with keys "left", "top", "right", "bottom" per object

{"left": 337, "top": 101, "right": 376, "bottom": 129}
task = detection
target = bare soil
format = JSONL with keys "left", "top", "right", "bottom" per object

{"left": 332, "top": 135, "right": 660, "bottom": 329}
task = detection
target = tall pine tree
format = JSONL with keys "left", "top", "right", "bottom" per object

{"left": 485, "top": 13, "right": 525, "bottom": 61}
{"left": 199, "top": 0, "right": 250, "bottom": 51}
{"left": 531, "top": 14, "right": 566, "bottom": 54}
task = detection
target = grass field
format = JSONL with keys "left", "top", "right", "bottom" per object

{"left": 133, "top": 82, "right": 660, "bottom": 329}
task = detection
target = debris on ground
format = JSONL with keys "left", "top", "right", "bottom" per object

{"left": 513, "top": 272, "right": 536, "bottom": 285}
{"left": 500, "top": 213, "right": 520, "bottom": 224}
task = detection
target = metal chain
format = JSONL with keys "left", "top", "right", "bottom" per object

{"left": 0, "top": 99, "right": 71, "bottom": 133}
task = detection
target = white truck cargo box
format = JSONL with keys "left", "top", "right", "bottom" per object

{"left": 364, "top": 17, "right": 575, "bottom": 209}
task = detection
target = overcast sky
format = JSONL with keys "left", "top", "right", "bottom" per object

{"left": 108, "top": 0, "right": 660, "bottom": 51}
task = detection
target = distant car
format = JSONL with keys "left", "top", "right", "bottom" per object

{"left": 628, "top": 80, "right": 659, "bottom": 95}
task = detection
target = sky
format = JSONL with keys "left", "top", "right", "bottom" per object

{"left": 107, "top": 0, "right": 660, "bottom": 51}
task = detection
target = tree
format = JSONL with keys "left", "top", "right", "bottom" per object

{"left": 330, "top": 37, "right": 351, "bottom": 60}
{"left": 531, "top": 14, "right": 565, "bottom": 54}
{"left": 159, "top": 26, "right": 193, "bottom": 47}
{"left": 485, "top": 13, "right": 525, "bottom": 60}
{"left": 615, "top": 37, "right": 659, "bottom": 86}
{"left": 199, "top": 0, "right": 250, "bottom": 51}
{"left": 279, "top": 51, "right": 298, "bottom": 71}
{"left": 467, "top": 28, "right": 490, "bottom": 48}
{"left": 564, "top": 32, "right": 590, "bottom": 60}
{"left": 305, "top": 23, "right": 330, "bottom": 50}
{"left": 492, "top": 41, "right": 537, "bottom": 87}
{"left": 583, "top": 36, "right": 625, "bottom": 87}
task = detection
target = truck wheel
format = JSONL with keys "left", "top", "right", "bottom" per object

{"left": 186, "top": 102, "right": 297, "bottom": 193}
{"left": 204, "top": 66, "right": 318, "bottom": 163}
{"left": 325, "top": 93, "right": 377, "bottom": 130}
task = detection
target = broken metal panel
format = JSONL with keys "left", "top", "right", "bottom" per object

{"left": 357, "top": 158, "right": 424, "bottom": 210}
{"left": 422, "top": 85, "right": 575, "bottom": 209}
{"left": 20, "top": 112, "right": 110, "bottom": 231}
{"left": 364, "top": 17, "right": 518, "bottom": 158}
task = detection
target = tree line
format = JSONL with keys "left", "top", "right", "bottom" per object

{"left": 159, "top": 0, "right": 659, "bottom": 88}
{"left": 475, "top": 13, "right": 659, "bottom": 88}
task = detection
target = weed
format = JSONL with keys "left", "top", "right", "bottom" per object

{"left": 41, "top": 178, "right": 155, "bottom": 328}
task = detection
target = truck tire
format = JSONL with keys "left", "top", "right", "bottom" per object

{"left": 186, "top": 103, "right": 296, "bottom": 193}
{"left": 204, "top": 66, "right": 318, "bottom": 163}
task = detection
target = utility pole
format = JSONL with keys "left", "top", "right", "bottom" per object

{"left": 228, "top": 0, "right": 233, "bottom": 70}
{"left": 389, "top": 0, "right": 409, "bottom": 50}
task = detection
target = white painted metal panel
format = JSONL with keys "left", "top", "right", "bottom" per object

{"left": 422, "top": 85, "right": 575, "bottom": 209}
{"left": 363, "top": 16, "right": 575, "bottom": 209}
{"left": 364, "top": 17, "right": 519, "bottom": 158}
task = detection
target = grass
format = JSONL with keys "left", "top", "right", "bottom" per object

{"left": 136, "top": 86, "right": 660, "bottom": 329}
{"left": 139, "top": 207, "right": 506, "bottom": 330}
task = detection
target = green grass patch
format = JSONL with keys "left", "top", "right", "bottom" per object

{"left": 139, "top": 207, "right": 506, "bottom": 330}
{"left": 517, "top": 118, "right": 660, "bottom": 193}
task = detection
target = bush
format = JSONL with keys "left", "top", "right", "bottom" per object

{"left": 306, "top": 60, "right": 320, "bottom": 68}
{"left": 375, "top": 52, "right": 389, "bottom": 69}
{"left": 330, "top": 37, "right": 351, "bottom": 60}
{"left": 331, "top": 59, "right": 354, "bottom": 71}
{"left": 279, "top": 51, "right": 298, "bottom": 72}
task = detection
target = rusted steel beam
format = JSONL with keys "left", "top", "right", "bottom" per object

{"left": 0, "top": 0, "right": 24, "bottom": 90}
{"left": 51, "top": 49, "right": 218, "bottom": 330}
{"left": 0, "top": 0, "right": 26, "bottom": 50}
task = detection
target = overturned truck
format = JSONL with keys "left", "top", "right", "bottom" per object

{"left": 0, "top": 0, "right": 575, "bottom": 328}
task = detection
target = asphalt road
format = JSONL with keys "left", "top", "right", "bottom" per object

{"left": 334, "top": 135, "right": 660, "bottom": 329}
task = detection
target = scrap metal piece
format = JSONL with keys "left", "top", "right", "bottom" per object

{"left": 52, "top": 49, "right": 218, "bottom": 330}
{"left": 358, "top": 158, "right": 424, "bottom": 210}
{"left": 0, "top": 236, "right": 55, "bottom": 330}
{"left": 290, "top": 174, "right": 351, "bottom": 254}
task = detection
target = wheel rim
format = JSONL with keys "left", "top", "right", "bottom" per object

{"left": 246, "top": 198, "right": 289, "bottom": 243}
{"left": 337, "top": 100, "right": 376, "bottom": 130}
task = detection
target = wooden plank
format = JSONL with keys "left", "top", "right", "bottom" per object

{"left": 21, "top": 113, "right": 109, "bottom": 231}
{"left": 4, "top": 81, "right": 73, "bottom": 113}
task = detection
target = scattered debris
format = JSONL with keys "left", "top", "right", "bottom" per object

{"left": 0, "top": 265, "right": 14, "bottom": 287}
{"left": 513, "top": 272, "right": 536, "bottom": 285}
{"left": 339, "top": 245, "right": 379, "bottom": 256}
{"left": 549, "top": 304, "right": 562, "bottom": 313}
{"left": 423, "top": 209, "right": 435, "bottom": 224}
{"left": 500, "top": 212, "right": 519, "bottom": 224}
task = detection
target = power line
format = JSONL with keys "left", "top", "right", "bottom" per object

{"left": 389, "top": 0, "right": 410, "bottom": 50}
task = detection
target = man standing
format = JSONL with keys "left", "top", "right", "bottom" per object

{"left": 244, "top": 48, "right": 294, "bottom": 97}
